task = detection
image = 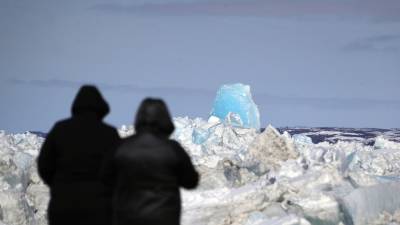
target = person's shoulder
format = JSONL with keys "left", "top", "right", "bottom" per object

{"left": 101, "top": 122, "right": 118, "bottom": 131}
{"left": 98, "top": 121, "right": 119, "bottom": 135}
{"left": 117, "top": 134, "right": 139, "bottom": 148}
{"left": 168, "top": 139, "right": 180, "bottom": 145}
{"left": 52, "top": 118, "right": 72, "bottom": 129}
{"left": 44, "top": 118, "right": 71, "bottom": 137}
{"left": 168, "top": 139, "right": 184, "bottom": 149}
{"left": 122, "top": 134, "right": 139, "bottom": 142}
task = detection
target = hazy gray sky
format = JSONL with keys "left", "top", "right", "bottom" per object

{"left": 1, "top": 0, "right": 399, "bottom": 132}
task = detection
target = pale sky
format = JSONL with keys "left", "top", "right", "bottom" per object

{"left": 1, "top": 0, "right": 399, "bottom": 132}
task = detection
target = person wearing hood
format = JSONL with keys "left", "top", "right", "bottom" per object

{"left": 101, "top": 98, "right": 199, "bottom": 225}
{"left": 37, "top": 85, "right": 121, "bottom": 225}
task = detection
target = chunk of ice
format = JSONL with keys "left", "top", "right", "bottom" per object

{"left": 224, "top": 112, "right": 244, "bottom": 128}
{"left": 374, "top": 136, "right": 400, "bottom": 150}
{"left": 340, "top": 183, "right": 400, "bottom": 225}
{"left": 293, "top": 134, "right": 313, "bottom": 145}
{"left": 210, "top": 83, "right": 260, "bottom": 130}
{"left": 192, "top": 128, "right": 210, "bottom": 145}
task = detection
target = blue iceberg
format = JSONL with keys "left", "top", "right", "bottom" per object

{"left": 210, "top": 83, "right": 260, "bottom": 130}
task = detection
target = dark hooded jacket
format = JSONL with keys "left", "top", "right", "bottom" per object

{"left": 37, "top": 85, "right": 120, "bottom": 225}
{"left": 101, "top": 98, "right": 199, "bottom": 225}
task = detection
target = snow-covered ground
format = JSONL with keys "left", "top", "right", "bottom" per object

{"left": 1, "top": 121, "right": 400, "bottom": 225}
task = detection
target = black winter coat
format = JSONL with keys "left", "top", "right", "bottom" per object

{"left": 37, "top": 86, "right": 120, "bottom": 225}
{"left": 102, "top": 132, "right": 199, "bottom": 225}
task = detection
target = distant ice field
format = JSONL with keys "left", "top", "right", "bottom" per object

{"left": 32, "top": 126, "right": 400, "bottom": 144}
{"left": 277, "top": 127, "right": 400, "bottom": 145}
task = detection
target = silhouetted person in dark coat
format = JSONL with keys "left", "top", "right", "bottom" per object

{"left": 37, "top": 85, "right": 120, "bottom": 225}
{"left": 101, "top": 98, "right": 199, "bottom": 225}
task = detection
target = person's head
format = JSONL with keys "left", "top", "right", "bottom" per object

{"left": 71, "top": 85, "right": 110, "bottom": 119}
{"left": 134, "top": 98, "right": 175, "bottom": 137}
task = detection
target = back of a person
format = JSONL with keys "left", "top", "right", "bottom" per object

{"left": 38, "top": 86, "right": 120, "bottom": 225}
{"left": 53, "top": 116, "right": 117, "bottom": 180}
{"left": 116, "top": 133, "right": 180, "bottom": 185}
{"left": 102, "top": 98, "right": 199, "bottom": 225}
{"left": 50, "top": 117, "right": 116, "bottom": 203}
{"left": 113, "top": 133, "right": 182, "bottom": 225}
